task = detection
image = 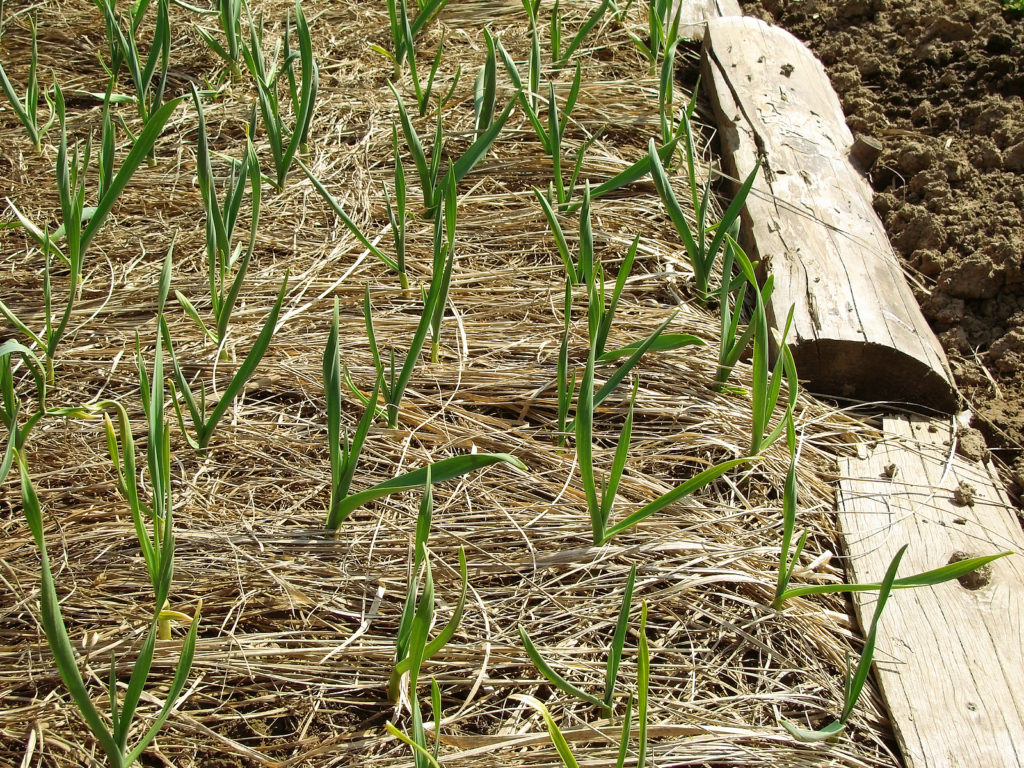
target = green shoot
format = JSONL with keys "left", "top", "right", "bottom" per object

{"left": 637, "top": 601, "right": 649, "bottom": 766}
{"left": 728, "top": 236, "right": 797, "bottom": 456}
{"left": 391, "top": 81, "right": 516, "bottom": 212}
{"left": 195, "top": 0, "right": 243, "bottom": 78}
{"left": 473, "top": 30, "right": 497, "bottom": 136}
{"left": 299, "top": 156, "right": 404, "bottom": 280}
{"left": 327, "top": 451, "right": 526, "bottom": 531}
{"left": 550, "top": 0, "right": 611, "bottom": 70}
{"left": 648, "top": 134, "right": 761, "bottom": 304}
{"left": 165, "top": 273, "right": 290, "bottom": 452}
{"left": 385, "top": 681, "right": 443, "bottom": 768}
{"left": 380, "top": 0, "right": 451, "bottom": 77}
{"left": 779, "top": 542, "right": 1011, "bottom": 740}
{"left": 519, "top": 564, "right": 636, "bottom": 720}
{"left": 324, "top": 298, "right": 381, "bottom": 529}
{"left": 175, "top": 87, "right": 262, "bottom": 349}
{"left": 713, "top": 229, "right": 762, "bottom": 390}
{"left": 514, "top": 694, "right": 581, "bottom": 768}
{"left": 512, "top": 603, "right": 645, "bottom": 767}
{"left": 783, "top": 545, "right": 905, "bottom": 743}
{"left": 495, "top": 31, "right": 542, "bottom": 141}
{"left": 0, "top": 340, "right": 46, "bottom": 486}
{"left": 556, "top": 278, "right": 576, "bottom": 445}
{"left": 362, "top": 170, "right": 456, "bottom": 426}
{"left": 388, "top": 509, "right": 469, "bottom": 705}
{"left": 573, "top": 247, "right": 752, "bottom": 543}
{"left": 14, "top": 448, "right": 200, "bottom": 768}
{"left": 497, "top": 35, "right": 592, "bottom": 208}
{"left": 96, "top": 0, "right": 171, "bottom": 126}
{"left": 242, "top": 1, "right": 318, "bottom": 188}
{"left": 384, "top": 126, "right": 411, "bottom": 290}
{"left": 3, "top": 83, "right": 180, "bottom": 290}
{"left": 557, "top": 137, "right": 681, "bottom": 213}
{"left": 0, "top": 12, "right": 54, "bottom": 152}
{"left": 546, "top": 64, "right": 585, "bottom": 206}
{"left": 628, "top": 0, "right": 683, "bottom": 75}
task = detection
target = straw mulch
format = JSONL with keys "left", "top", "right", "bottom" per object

{"left": 0, "top": 1, "right": 900, "bottom": 766}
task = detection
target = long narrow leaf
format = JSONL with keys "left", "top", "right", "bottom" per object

{"left": 328, "top": 452, "right": 526, "bottom": 525}
{"left": 601, "top": 456, "right": 752, "bottom": 543}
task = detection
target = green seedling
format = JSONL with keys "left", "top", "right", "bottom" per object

{"left": 607, "top": 0, "right": 638, "bottom": 23}
{"left": 323, "top": 301, "right": 522, "bottom": 530}
{"left": 164, "top": 271, "right": 289, "bottom": 452}
{"left": 555, "top": 200, "right": 702, "bottom": 440}
{"left": 242, "top": 1, "right": 318, "bottom": 188}
{"left": 327, "top": 450, "right": 526, "bottom": 531}
{"left": 496, "top": 36, "right": 592, "bottom": 207}
{"left": 520, "top": 565, "right": 636, "bottom": 720}
{"left": 383, "top": 0, "right": 452, "bottom": 117}
{"left": 388, "top": 562, "right": 446, "bottom": 768}
{"left": 175, "top": 86, "right": 261, "bottom": 349}
{"left": 512, "top": 601, "right": 647, "bottom": 767}
{"left": 550, "top": 0, "right": 610, "bottom": 70}
{"left": 0, "top": 12, "right": 55, "bottom": 152}
{"left": 16, "top": 451, "right": 200, "bottom": 768}
{"left": 648, "top": 132, "right": 760, "bottom": 304}
{"left": 362, "top": 170, "right": 456, "bottom": 426}
{"left": 195, "top": 0, "right": 243, "bottom": 78}
{"left": 473, "top": 30, "right": 497, "bottom": 136}
{"left": 628, "top": 0, "right": 683, "bottom": 75}
{"left": 556, "top": 278, "right": 575, "bottom": 445}
{"left": 727, "top": 236, "right": 797, "bottom": 456}
{"left": 411, "top": 26, "right": 460, "bottom": 118}
{"left": 299, "top": 155, "right": 406, "bottom": 283}
{"left": 391, "top": 80, "right": 516, "bottom": 212}
{"left": 379, "top": 0, "right": 451, "bottom": 77}
{"left": 1, "top": 83, "right": 172, "bottom": 381}
{"left": 3, "top": 83, "right": 179, "bottom": 291}
{"left": 780, "top": 544, "right": 896, "bottom": 742}
{"left": 388, "top": 478, "right": 469, "bottom": 705}
{"left": 384, "top": 126, "right": 411, "bottom": 290}
{"left": 713, "top": 229, "right": 762, "bottom": 390}
{"left": 96, "top": 0, "right": 171, "bottom": 126}
{"left": 495, "top": 21, "right": 540, "bottom": 119}
{"left": 574, "top": 251, "right": 751, "bottom": 543}
{"left": 658, "top": 40, "right": 685, "bottom": 148}
{"left": 575, "top": 343, "right": 748, "bottom": 545}
{"left": 0, "top": 340, "right": 46, "bottom": 486}
{"left": 385, "top": 678, "right": 443, "bottom": 768}
{"left": 324, "top": 298, "right": 379, "bottom": 529}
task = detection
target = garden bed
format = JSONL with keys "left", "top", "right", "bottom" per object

{"left": 0, "top": 1, "right": 958, "bottom": 765}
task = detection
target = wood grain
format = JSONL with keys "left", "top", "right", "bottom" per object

{"left": 701, "top": 17, "right": 956, "bottom": 410}
{"left": 672, "top": 0, "right": 741, "bottom": 40}
{"left": 837, "top": 414, "right": 1024, "bottom": 768}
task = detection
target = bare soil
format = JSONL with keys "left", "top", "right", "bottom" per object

{"left": 741, "top": 0, "right": 1024, "bottom": 492}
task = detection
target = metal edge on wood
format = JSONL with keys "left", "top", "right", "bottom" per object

{"left": 700, "top": 17, "right": 957, "bottom": 411}
{"left": 837, "top": 414, "right": 1024, "bottom": 768}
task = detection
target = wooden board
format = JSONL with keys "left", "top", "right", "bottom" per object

{"left": 837, "top": 415, "right": 1024, "bottom": 768}
{"left": 671, "top": 0, "right": 741, "bottom": 40}
{"left": 700, "top": 18, "right": 956, "bottom": 411}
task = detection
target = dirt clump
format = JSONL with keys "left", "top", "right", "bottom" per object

{"left": 741, "top": 0, "right": 1024, "bottom": 490}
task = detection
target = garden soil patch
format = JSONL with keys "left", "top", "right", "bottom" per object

{"left": 741, "top": 0, "right": 1024, "bottom": 495}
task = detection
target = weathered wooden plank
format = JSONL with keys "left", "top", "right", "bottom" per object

{"left": 700, "top": 18, "right": 956, "bottom": 410}
{"left": 671, "top": 0, "right": 741, "bottom": 40}
{"left": 837, "top": 415, "right": 1024, "bottom": 768}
